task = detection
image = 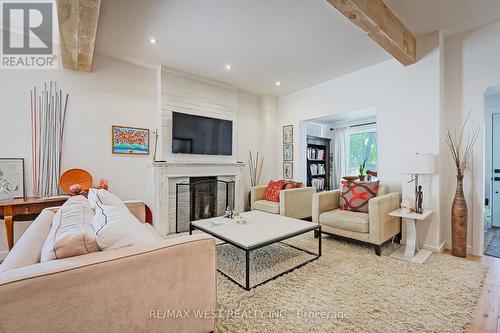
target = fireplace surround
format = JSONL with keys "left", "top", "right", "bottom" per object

{"left": 175, "top": 177, "right": 235, "bottom": 233}
{"left": 147, "top": 161, "right": 245, "bottom": 236}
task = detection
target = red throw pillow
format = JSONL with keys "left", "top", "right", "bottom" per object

{"left": 282, "top": 181, "right": 303, "bottom": 190}
{"left": 264, "top": 180, "right": 285, "bottom": 202}
{"left": 340, "top": 181, "right": 380, "bottom": 213}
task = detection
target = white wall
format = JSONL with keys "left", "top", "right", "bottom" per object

{"left": 0, "top": 55, "right": 159, "bottom": 255}
{"left": 237, "top": 90, "right": 264, "bottom": 210}
{"left": 0, "top": 55, "right": 158, "bottom": 199}
{"left": 278, "top": 33, "right": 443, "bottom": 251}
{"left": 442, "top": 21, "right": 500, "bottom": 255}
{"left": 260, "top": 95, "right": 280, "bottom": 182}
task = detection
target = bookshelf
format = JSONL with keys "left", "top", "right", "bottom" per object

{"left": 306, "top": 135, "right": 331, "bottom": 191}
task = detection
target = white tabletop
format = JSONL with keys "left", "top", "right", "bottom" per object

{"left": 389, "top": 208, "right": 433, "bottom": 221}
{"left": 191, "top": 210, "right": 317, "bottom": 250}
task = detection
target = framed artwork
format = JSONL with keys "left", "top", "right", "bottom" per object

{"left": 283, "top": 162, "right": 293, "bottom": 179}
{"left": 283, "top": 125, "right": 293, "bottom": 144}
{"left": 0, "top": 158, "right": 25, "bottom": 198}
{"left": 112, "top": 126, "right": 150, "bottom": 155}
{"left": 283, "top": 144, "right": 293, "bottom": 161}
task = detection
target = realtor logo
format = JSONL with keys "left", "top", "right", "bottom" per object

{"left": 1, "top": 1, "right": 58, "bottom": 69}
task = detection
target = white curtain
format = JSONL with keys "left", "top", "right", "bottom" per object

{"left": 332, "top": 126, "right": 350, "bottom": 189}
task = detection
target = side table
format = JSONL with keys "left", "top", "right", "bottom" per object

{"left": 0, "top": 197, "right": 68, "bottom": 250}
{"left": 389, "top": 208, "right": 433, "bottom": 264}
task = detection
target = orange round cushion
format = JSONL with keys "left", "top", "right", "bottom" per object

{"left": 263, "top": 180, "right": 285, "bottom": 202}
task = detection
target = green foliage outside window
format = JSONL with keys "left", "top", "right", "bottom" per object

{"left": 349, "top": 132, "right": 377, "bottom": 175}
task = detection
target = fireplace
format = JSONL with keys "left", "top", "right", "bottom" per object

{"left": 189, "top": 177, "right": 218, "bottom": 221}
{"left": 175, "top": 177, "right": 235, "bottom": 233}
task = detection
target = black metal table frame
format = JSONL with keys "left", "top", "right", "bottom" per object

{"left": 190, "top": 223, "right": 321, "bottom": 290}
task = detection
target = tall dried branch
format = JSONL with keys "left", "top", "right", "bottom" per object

{"left": 445, "top": 112, "right": 480, "bottom": 176}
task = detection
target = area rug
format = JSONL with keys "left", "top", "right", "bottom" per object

{"left": 485, "top": 233, "right": 500, "bottom": 258}
{"left": 215, "top": 235, "right": 487, "bottom": 333}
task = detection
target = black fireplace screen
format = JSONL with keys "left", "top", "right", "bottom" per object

{"left": 175, "top": 178, "right": 235, "bottom": 233}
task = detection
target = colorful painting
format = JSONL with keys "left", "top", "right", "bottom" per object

{"left": 112, "top": 126, "right": 149, "bottom": 155}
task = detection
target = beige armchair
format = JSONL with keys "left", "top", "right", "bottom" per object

{"left": 312, "top": 185, "right": 401, "bottom": 255}
{"left": 250, "top": 184, "right": 316, "bottom": 219}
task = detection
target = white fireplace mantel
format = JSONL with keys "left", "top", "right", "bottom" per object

{"left": 148, "top": 161, "right": 245, "bottom": 177}
{"left": 147, "top": 161, "right": 246, "bottom": 236}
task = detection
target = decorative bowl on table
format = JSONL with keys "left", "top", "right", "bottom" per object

{"left": 60, "top": 169, "right": 93, "bottom": 194}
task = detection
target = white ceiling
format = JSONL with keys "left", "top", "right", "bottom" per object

{"left": 95, "top": 0, "right": 389, "bottom": 96}
{"left": 386, "top": 0, "right": 500, "bottom": 37}
{"left": 95, "top": 0, "right": 500, "bottom": 96}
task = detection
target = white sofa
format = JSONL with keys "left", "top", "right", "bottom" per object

{"left": 0, "top": 201, "right": 216, "bottom": 333}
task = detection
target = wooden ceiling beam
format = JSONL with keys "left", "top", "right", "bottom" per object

{"left": 327, "top": 0, "right": 416, "bottom": 66}
{"left": 57, "top": 0, "right": 101, "bottom": 72}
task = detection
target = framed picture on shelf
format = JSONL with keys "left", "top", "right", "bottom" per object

{"left": 0, "top": 158, "right": 25, "bottom": 198}
{"left": 283, "top": 125, "right": 293, "bottom": 144}
{"left": 283, "top": 162, "right": 293, "bottom": 179}
{"left": 283, "top": 144, "right": 293, "bottom": 161}
{"left": 112, "top": 126, "right": 150, "bottom": 155}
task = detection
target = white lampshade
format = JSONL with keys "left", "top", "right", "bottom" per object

{"left": 400, "top": 153, "right": 436, "bottom": 175}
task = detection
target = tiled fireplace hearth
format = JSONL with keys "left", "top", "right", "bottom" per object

{"left": 147, "top": 162, "right": 245, "bottom": 236}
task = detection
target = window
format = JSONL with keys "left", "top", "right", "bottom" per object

{"left": 349, "top": 127, "right": 377, "bottom": 175}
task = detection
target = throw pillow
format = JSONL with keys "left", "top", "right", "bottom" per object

{"left": 41, "top": 196, "right": 100, "bottom": 262}
{"left": 0, "top": 209, "right": 55, "bottom": 272}
{"left": 340, "top": 181, "right": 380, "bottom": 213}
{"left": 87, "top": 188, "right": 127, "bottom": 210}
{"left": 92, "top": 202, "right": 157, "bottom": 251}
{"left": 263, "top": 180, "right": 285, "bottom": 202}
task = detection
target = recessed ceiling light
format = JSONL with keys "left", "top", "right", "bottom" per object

{"left": 275, "top": 81, "right": 281, "bottom": 86}
{"left": 149, "top": 37, "right": 159, "bottom": 44}
{"left": 225, "top": 64, "right": 232, "bottom": 70}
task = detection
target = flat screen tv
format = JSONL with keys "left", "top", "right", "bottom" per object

{"left": 172, "top": 112, "right": 233, "bottom": 155}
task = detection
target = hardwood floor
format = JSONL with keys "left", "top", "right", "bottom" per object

{"left": 447, "top": 251, "right": 500, "bottom": 332}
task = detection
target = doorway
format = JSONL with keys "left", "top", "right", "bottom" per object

{"left": 484, "top": 86, "right": 500, "bottom": 257}
{"left": 299, "top": 106, "right": 378, "bottom": 191}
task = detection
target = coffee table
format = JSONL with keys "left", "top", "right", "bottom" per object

{"left": 190, "top": 210, "right": 321, "bottom": 290}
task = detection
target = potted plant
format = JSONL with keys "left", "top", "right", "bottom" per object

{"left": 358, "top": 158, "right": 368, "bottom": 181}
{"left": 445, "top": 113, "right": 480, "bottom": 257}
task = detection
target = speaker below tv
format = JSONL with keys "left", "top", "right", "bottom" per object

{"left": 172, "top": 112, "right": 233, "bottom": 155}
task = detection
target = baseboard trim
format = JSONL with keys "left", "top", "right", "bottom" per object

{"left": 422, "top": 242, "right": 446, "bottom": 253}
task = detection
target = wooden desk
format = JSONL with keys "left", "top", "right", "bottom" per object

{"left": 0, "top": 197, "right": 68, "bottom": 250}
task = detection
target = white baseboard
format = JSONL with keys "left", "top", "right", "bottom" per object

{"left": 422, "top": 242, "right": 446, "bottom": 253}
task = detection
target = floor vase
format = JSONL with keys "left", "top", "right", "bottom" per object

{"left": 452, "top": 175, "right": 467, "bottom": 257}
